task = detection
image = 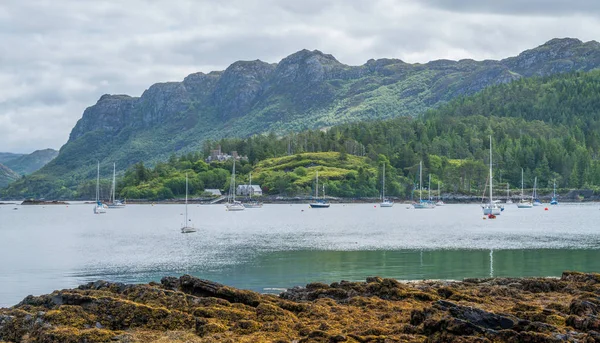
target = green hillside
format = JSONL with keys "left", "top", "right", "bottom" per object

{"left": 4, "top": 39, "right": 600, "bottom": 199}
{"left": 3, "top": 149, "right": 58, "bottom": 175}
{"left": 8, "top": 70, "right": 600, "bottom": 200}
{"left": 0, "top": 163, "right": 19, "bottom": 188}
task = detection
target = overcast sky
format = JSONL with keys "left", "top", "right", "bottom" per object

{"left": 1, "top": 0, "right": 599, "bottom": 154}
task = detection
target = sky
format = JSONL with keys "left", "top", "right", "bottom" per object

{"left": 1, "top": 0, "right": 599, "bottom": 154}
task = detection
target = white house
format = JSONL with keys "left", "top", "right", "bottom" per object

{"left": 236, "top": 185, "right": 262, "bottom": 196}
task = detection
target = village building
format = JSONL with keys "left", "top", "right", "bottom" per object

{"left": 236, "top": 185, "right": 263, "bottom": 196}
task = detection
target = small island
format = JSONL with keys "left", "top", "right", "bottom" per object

{"left": 1, "top": 272, "right": 599, "bottom": 342}
{"left": 20, "top": 199, "right": 69, "bottom": 205}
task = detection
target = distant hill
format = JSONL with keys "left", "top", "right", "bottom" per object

{"left": 3, "top": 149, "right": 59, "bottom": 175}
{"left": 5, "top": 38, "right": 600, "bottom": 199}
{"left": 0, "top": 153, "right": 24, "bottom": 164}
{"left": 0, "top": 163, "right": 19, "bottom": 188}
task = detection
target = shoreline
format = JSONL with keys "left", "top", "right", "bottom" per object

{"left": 5, "top": 198, "right": 600, "bottom": 205}
{"left": 1, "top": 272, "right": 599, "bottom": 342}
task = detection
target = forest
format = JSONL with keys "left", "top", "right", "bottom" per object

{"left": 4, "top": 70, "right": 600, "bottom": 200}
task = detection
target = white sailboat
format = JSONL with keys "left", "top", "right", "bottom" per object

{"left": 532, "top": 176, "right": 543, "bottom": 206}
{"left": 482, "top": 136, "right": 501, "bottom": 216}
{"left": 93, "top": 161, "right": 106, "bottom": 214}
{"left": 243, "top": 172, "right": 263, "bottom": 208}
{"left": 181, "top": 173, "right": 197, "bottom": 233}
{"left": 550, "top": 179, "right": 558, "bottom": 205}
{"left": 413, "top": 161, "right": 435, "bottom": 209}
{"left": 310, "top": 171, "right": 330, "bottom": 208}
{"left": 225, "top": 160, "right": 245, "bottom": 211}
{"left": 435, "top": 182, "right": 445, "bottom": 206}
{"left": 506, "top": 183, "right": 513, "bottom": 204}
{"left": 380, "top": 163, "right": 393, "bottom": 207}
{"left": 517, "top": 168, "right": 533, "bottom": 208}
{"left": 107, "top": 163, "right": 125, "bottom": 208}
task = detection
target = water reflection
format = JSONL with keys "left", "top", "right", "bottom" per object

{"left": 75, "top": 249, "right": 600, "bottom": 294}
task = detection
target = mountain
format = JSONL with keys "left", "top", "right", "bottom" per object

{"left": 3, "top": 149, "right": 58, "bottom": 175}
{"left": 73, "top": 69, "right": 600, "bottom": 201}
{"left": 4, "top": 38, "right": 600, "bottom": 199}
{"left": 0, "top": 153, "right": 24, "bottom": 164}
{"left": 0, "top": 163, "right": 19, "bottom": 188}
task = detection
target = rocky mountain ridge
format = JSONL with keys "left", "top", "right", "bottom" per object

{"left": 5, "top": 38, "right": 600, "bottom": 197}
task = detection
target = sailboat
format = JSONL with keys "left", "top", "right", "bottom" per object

{"left": 506, "top": 183, "right": 513, "bottom": 204}
{"left": 107, "top": 163, "right": 125, "bottom": 208}
{"left": 310, "top": 171, "right": 330, "bottom": 208}
{"left": 413, "top": 161, "right": 435, "bottom": 209}
{"left": 225, "top": 160, "right": 245, "bottom": 211}
{"left": 181, "top": 173, "right": 197, "bottom": 233}
{"left": 380, "top": 163, "right": 393, "bottom": 207}
{"left": 482, "top": 136, "right": 502, "bottom": 216}
{"left": 93, "top": 161, "right": 106, "bottom": 214}
{"left": 517, "top": 168, "right": 533, "bottom": 208}
{"left": 435, "top": 182, "right": 445, "bottom": 206}
{"left": 243, "top": 172, "right": 263, "bottom": 208}
{"left": 532, "top": 176, "right": 543, "bottom": 206}
{"left": 550, "top": 179, "right": 558, "bottom": 205}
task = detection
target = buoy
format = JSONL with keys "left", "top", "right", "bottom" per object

{"left": 483, "top": 217, "right": 487, "bottom": 220}
{"left": 374, "top": 205, "right": 377, "bottom": 208}
{"left": 544, "top": 207, "right": 549, "bottom": 211}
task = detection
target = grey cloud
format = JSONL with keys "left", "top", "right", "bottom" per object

{"left": 1, "top": 0, "right": 599, "bottom": 153}
{"left": 421, "top": 0, "right": 600, "bottom": 16}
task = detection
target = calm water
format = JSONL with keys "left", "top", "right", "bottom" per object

{"left": 1, "top": 202, "right": 599, "bottom": 307}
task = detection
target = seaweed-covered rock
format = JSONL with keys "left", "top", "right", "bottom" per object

{"left": 2, "top": 273, "right": 600, "bottom": 342}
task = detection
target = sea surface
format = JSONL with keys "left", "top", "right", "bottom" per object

{"left": 1, "top": 202, "right": 599, "bottom": 307}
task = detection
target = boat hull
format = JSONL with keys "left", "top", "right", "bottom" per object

{"left": 226, "top": 203, "right": 245, "bottom": 211}
{"left": 517, "top": 202, "right": 533, "bottom": 208}
{"left": 181, "top": 226, "right": 197, "bottom": 233}
{"left": 413, "top": 202, "right": 435, "bottom": 209}
{"left": 380, "top": 201, "right": 394, "bottom": 207}
{"left": 310, "top": 203, "right": 330, "bottom": 208}
{"left": 107, "top": 204, "right": 125, "bottom": 209}
{"left": 482, "top": 205, "right": 502, "bottom": 215}
{"left": 93, "top": 205, "right": 106, "bottom": 214}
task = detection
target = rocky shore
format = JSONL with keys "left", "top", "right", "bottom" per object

{"left": 1, "top": 272, "right": 599, "bottom": 342}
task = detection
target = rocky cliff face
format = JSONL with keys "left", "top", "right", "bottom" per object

{"left": 12, "top": 38, "right": 600, "bottom": 194}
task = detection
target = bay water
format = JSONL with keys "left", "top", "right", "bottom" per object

{"left": 1, "top": 202, "right": 599, "bottom": 307}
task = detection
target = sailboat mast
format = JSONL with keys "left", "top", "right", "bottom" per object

{"left": 185, "top": 173, "right": 188, "bottom": 224}
{"left": 249, "top": 172, "right": 252, "bottom": 200}
{"left": 419, "top": 161, "right": 422, "bottom": 202}
{"left": 96, "top": 161, "right": 100, "bottom": 203}
{"left": 489, "top": 136, "right": 493, "bottom": 205}
{"left": 428, "top": 174, "right": 431, "bottom": 201}
{"left": 316, "top": 171, "right": 319, "bottom": 198}
{"left": 112, "top": 163, "right": 116, "bottom": 203}
{"left": 232, "top": 160, "right": 236, "bottom": 202}
{"left": 382, "top": 163, "right": 385, "bottom": 201}
{"left": 521, "top": 168, "right": 524, "bottom": 199}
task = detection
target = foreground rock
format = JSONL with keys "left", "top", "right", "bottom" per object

{"left": 1, "top": 272, "right": 600, "bottom": 342}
